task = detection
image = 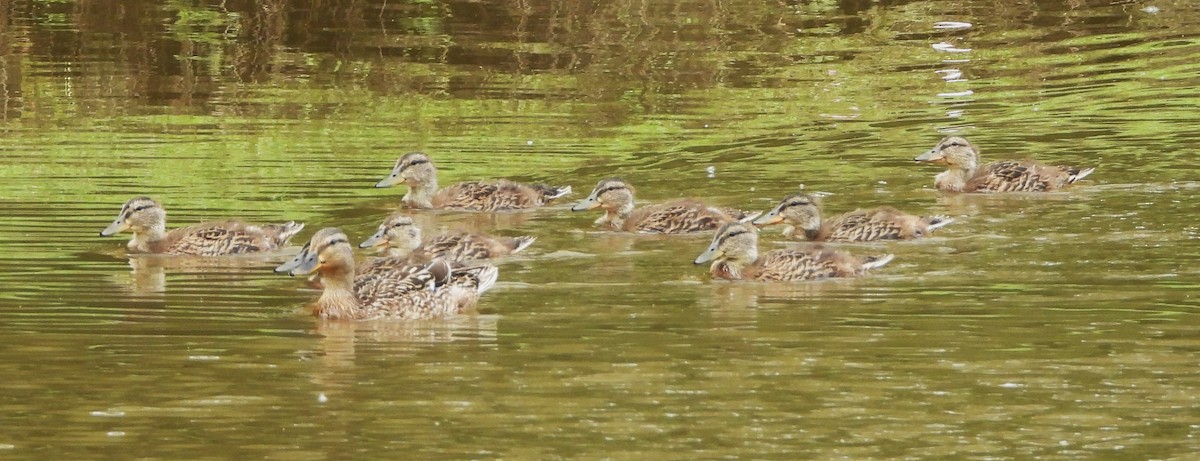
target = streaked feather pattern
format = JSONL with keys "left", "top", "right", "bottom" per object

{"left": 624, "top": 200, "right": 743, "bottom": 233}
{"left": 375, "top": 152, "right": 571, "bottom": 211}
{"left": 733, "top": 247, "right": 895, "bottom": 282}
{"left": 916, "top": 136, "right": 1095, "bottom": 193}
{"left": 421, "top": 233, "right": 536, "bottom": 260}
{"left": 101, "top": 196, "right": 303, "bottom": 256}
{"left": 571, "top": 178, "right": 752, "bottom": 234}
{"left": 359, "top": 213, "right": 536, "bottom": 261}
{"left": 968, "top": 161, "right": 1094, "bottom": 192}
{"left": 282, "top": 228, "right": 498, "bottom": 321}
{"left": 695, "top": 222, "right": 893, "bottom": 282}
{"left": 754, "top": 194, "right": 952, "bottom": 242}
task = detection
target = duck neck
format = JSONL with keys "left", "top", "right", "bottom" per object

{"left": 391, "top": 230, "right": 423, "bottom": 257}
{"left": 617, "top": 202, "right": 634, "bottom": 220}
{"left": 937, "top": 159, "right": 977, "bottom": 192}
{"left": 600, "top": 201, "right": 635, "bottom": 229}
{"left": 781, "top": 225, "right": 797, "bottom": 239}
{"left": 315, "top": 268, "right": 361, "bottom": 320}
{"left": 598, "top": 210, "right": 623, "bottom": 229}
{"left": 384, "top": 246, "right": 410, "bottom": 258}
{"left": 713, "top": 248, "right": 758, "bottom": 280}
{"left": 129, "top": 224, "right": 167, "bottom": 253}
{"left": 404, "top": 176, "right": 438, "bottom": 209}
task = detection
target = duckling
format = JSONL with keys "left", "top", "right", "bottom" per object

{"left": 753, "top": 193, "right": 953, "bottom": 242}
{"left": 358, "top": 213, "right": 536, "bottom": 261}
{"left": 375, "top": 152, "right": 572, "bottom": 211}
{"left": 280, "top": 228, "right": 498, "bottom": 320}
{"left": 571, "top": 178, "right": 758, "bottom": 234}
{"left": 915, "top": 136, "right": 1096, "bottom": 193}
{"left": 100, "top": 196, "right": 304, "bottom": 256}
{"left": 694, "top": 222, "right": 894, "bottom": 281}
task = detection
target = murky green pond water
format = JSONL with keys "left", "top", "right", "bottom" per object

{"left": 2, "top": 0, "right": 1199, "bottom": 458}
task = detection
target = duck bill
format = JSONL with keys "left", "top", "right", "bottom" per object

{"left": 358, "top": 230, "right": 388, "bottom": 249}
{"left": 914, "top": 149, "right": 943, "bottom": 163}
{"left": 274, "top": 244, "right": 309, "bottom": 274}
{"left": 100, "top": 220, "right": 128, "bottom": 237}
{"left": 288, "top": 252, "right": 320, "bottom": 277}
{"left": 375, "top": 168, "right": 404, "bottom": 188}
{"left": 752, "top": 210, "right": 783, "bottom": 226}
{"left": 570, "top": 195, "right": 601, "bottom": 211}
{"left": 694, "top": 245, "right": 719, "bottom": 265}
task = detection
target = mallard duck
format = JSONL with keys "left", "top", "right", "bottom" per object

{"left": 694, "top": 222, "right": 894, "bottom": 281}
{"left": 374, "top": 152, "right": 572, "bottom": 211}
{"left": 752, "top": 193, "right": 954, "bottom": 242}
{"left": 358, "top": 213, "right": 536, "bottom": 261}
{"left": 100, "top": 196, "right": 304, "bottom": 255}
{"left": 278, "top": 228, "right": 498, "bottom": 320}
{"left": 915, "top": 136, "right": 1096, "bottom": 192}
{"left": 275, "top": 226, "right": 447, "bottom": 291}
{"left": 570, "top": 178, "right": 758, "bottom": 233}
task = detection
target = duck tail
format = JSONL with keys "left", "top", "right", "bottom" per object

{"left": 470, "top": 265, "right": 500, "bottom": 294}
{"left": 509, "top": 236, "right": 537, "bottom": 254}
{"left": 269, "top": 221, "right": 306, "bottom": 245}
{"left": 737, "top": 210, "right": 764, "bottom": 223}
{"left": 1068, "top": 167, "right": 1096, "bottom": 184}
{"left": 861, "top": 254, "right": 895, "bottom": 271}
{"left": 925, "top": 215, "right": 955, "bottom": 232}
{"left": 539, "top": 184, "right": 573, "bottom": 202}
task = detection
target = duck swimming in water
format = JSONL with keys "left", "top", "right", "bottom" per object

{"left": 914, "top": 136, "right": 1095, "bottom": 193}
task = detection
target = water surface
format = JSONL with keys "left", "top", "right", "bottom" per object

{"left": 2, "top": 0, "right": 1199, "bottom": 459}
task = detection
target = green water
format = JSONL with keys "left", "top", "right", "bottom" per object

{"left": 2, "top": 0, "right": 1199, "bottom": 458}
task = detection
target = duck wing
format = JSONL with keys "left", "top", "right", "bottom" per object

{"left": 163, "top": 220, "right": 286, "bottom": 255}
{"left": 629, "top": 200, "right": 735, "bottom": 234}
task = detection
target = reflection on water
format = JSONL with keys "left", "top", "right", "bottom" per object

{"left": 117, "top": 253, "right": 292, "bottom": 295}
{"left": 1, "top": 0, "right": 1199, "bottom": 458}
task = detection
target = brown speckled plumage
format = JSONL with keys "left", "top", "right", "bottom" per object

{"left": 915, "top": 136, "right": 1096, "bottom": 193}
{"left": 753, "top": 193, "right": 953, "bottom": 242}
{"left": 375, "top": 152, "right": 571, "bottom": 211}
{"left": 571, "top": 178, "right": 754, "bottom": 234}
{"left": 281, "top": 228, "right": 498, "bottom": 321}
{"left": 694, "top": 222, "right": 894, "bottom": 282}
{"left": 359, "top": 213, "right": 535, "bottom": 261}
{"left": 100, "top": 196, "right": 303, "bottom": 256}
